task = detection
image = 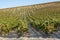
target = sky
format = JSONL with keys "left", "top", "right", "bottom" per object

{"left": 0, "top": 0, "right": 60, "bottom": 8}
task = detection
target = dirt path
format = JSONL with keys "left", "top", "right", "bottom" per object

{"left": 27, "top": 23, "right": 42, "bottom": 37}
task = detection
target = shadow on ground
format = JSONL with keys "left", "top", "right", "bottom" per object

{"left": 0, "top": 31, "right": 60, "bottom": 39}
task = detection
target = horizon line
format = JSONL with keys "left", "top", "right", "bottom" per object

{"left": 0, "top": 1, "right": 60, "bottom": 9}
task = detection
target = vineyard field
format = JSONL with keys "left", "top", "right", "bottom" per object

{"left": 0, "top": 1, "right": 60, "bottom": 38}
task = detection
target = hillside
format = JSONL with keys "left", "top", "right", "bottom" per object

{"left": 0, "top": 1, "right": 60, "bottom": 39}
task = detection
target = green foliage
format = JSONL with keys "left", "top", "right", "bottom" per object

{"left": 0, "top": 2, "right": 60, "bottom": 36}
